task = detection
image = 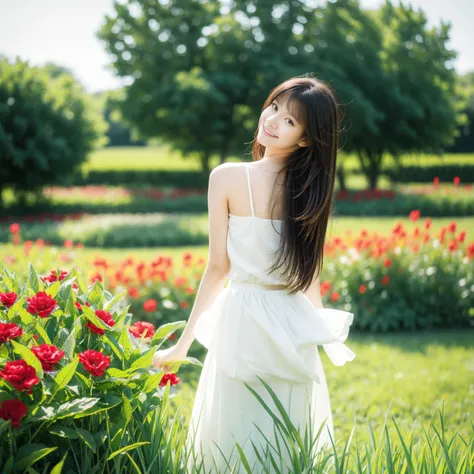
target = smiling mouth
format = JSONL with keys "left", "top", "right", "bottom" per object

{"left": 263, "top": 125, "right": 278, "bottom": 138}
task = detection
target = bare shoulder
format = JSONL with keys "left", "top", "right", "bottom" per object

{"left": 209, "top": 162, "right": 246, "bottom": 186}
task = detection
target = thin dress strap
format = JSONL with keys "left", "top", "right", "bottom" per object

{"left": 245, "top": 163, "right": 255, "bottom": 216}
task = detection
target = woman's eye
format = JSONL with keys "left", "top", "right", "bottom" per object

{"left": 271, "top": 103, "right": 293, "bottom": 126}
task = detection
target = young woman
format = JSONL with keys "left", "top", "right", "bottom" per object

{"left": 153, "top": 75, "right": 356, "bottom": 472}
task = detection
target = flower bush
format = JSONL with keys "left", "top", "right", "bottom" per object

{"left": 0, "top": 264, "right": 200, "bottom": 472}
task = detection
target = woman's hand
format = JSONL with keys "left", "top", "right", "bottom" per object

{"left": 152, "top": 344, "right": 188, "bottom": 373}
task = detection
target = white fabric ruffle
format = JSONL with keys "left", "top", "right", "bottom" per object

{"left": 193, "top": 281, "right": 356, "bottom": 385}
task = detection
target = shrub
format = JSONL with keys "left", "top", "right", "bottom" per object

{"left": 0, "top": 264, "right": 200, "bottom": 471}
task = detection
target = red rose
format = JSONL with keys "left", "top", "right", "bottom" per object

{"left": 143, "top": 299, "right": 157, "bottom": 312}
{"left": 0, "top": 399, "right": 28, "bottom": 428}
{"left": 0, "top": 291, "right": 18, "bottom": 308}
{"left": 0, "top": 323, "right": 23, "bottom": 343}
{"left": 0, "top": 360, "right": 40, "bottom": 392}
{"left": 159, "top": 372, "right": 181, "bottom": 387}
{"left": 31, "top": 344, "right": 65, "bottom": 372}
{"left": 26, "top": 292, "right": 57, "bottom": 318}
{"left": 78, "top": 350, "right": 111, "bottom": 377}
{"left": 85, "top": 310, "right": 115, "bottom": 335}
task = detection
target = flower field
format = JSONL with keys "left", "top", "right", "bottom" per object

{"left": 0, "top": 149, "right": 473, "bottom": 472}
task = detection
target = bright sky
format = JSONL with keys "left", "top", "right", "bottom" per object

{"left": 0, "top": 0, "right": 473, "bottom": 93}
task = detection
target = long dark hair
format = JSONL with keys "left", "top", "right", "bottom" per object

{"left": 251, "top": 75, "right": 340, "bottom": 295}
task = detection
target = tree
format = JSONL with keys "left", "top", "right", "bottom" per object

{"left": 357, "top": 1, "right": 463, "bottom": 188}
{"left": 98, "top": 88, "right": 147, "bottom": 147}
{"left": 445, "top": 72, "right": 474, "bottom": 153}
{"left": 0, "top": 58, "right": 107, "bottom": 207}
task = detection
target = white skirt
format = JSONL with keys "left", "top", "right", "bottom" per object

{"left": 185, "top": 280, "right": 356, "bottom": 473}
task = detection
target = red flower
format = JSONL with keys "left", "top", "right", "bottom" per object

{"left": 159, "top": 372, "right": 181, "bottom": 387}
{"left": 31, "top": 344, "right": 65, "bottom": 372}
{"left": 433, "top": 177, "right": 439, "bottom": 187}
{"left": 143, "top": 299, "right": 158, "bottom": 312}
{"left": 0, "top": 360, "right": 40, "bottom": 392}
{"left": 128, "top": 286, "right": 140, "bottom": 298}
{"left": 330, "top": 291, "right": 340, "bottom": 302}
{"left": 63, "top": 240, "right": 74, "bottom": 248}
{"left": 409, "top": 210, "right": 420, "bottom": 222}
{"left": 174, "top": 277, "right": 186, "bottom": 288}
{"left": 448, "top": 241, "right": 458, "bottom": 252}
{"left": 383, "top": 259, "right": 392, "bottom": 268}
{"left": 457, "top": 231, "right": 466, "bottom": 243}
{"left": 453, "top": 176, "right": 460, "bottom": 187}
{"left": 448, "top": 222, "right": 456, "bottom": 233}
{"left": 359, "top": 284, "right": 367, "bottom": 294}
{"left": 0, "top": 291, "right": 18, "bottom": 308}
{"left": 168, "top": 333, "right": 177, "bottom": 341}
{"left": 26, "top": 292, "right": 57, "bottom": 318}
{"left": 129, "top": 321, "right": 155, "bottom": 338}
{"left": 74, "top": 301, "right": 91, "bottom": 311}
{"left": 9, "top": 223, "right": 20, "bottom": 234}
{"left": 381, "top": 275, "right": 390, "bottom": 285}
{"left": 0, "top": 399, "right": 28, "bottom": 428}
{"left": 41, "top": 269, "right": 68, "bottom": 283}
{"left": 424, "top": 218, "right": 432, "bottom": 230}
{"left": 85, "top": 310, "right": 115, "bottom": 335}
{"left": 78, "top": 350, "right": 111, "bottom": 377}
{"left": 180, "top": 301, "right": 189, "bottom": 309}
{"left": 0, "top": 323, "right": 23, "bottom": 343}
{"left": 185, "top": 287, "right": 194, "bottom": 295}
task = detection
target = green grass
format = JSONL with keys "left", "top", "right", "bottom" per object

{"left": 171, "top": 329, "right": 474, "bottom": 446}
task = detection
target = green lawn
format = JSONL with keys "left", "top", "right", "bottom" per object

{"left": 172, "top": 329, "right": 474, "bottom": 446}
{"left": 85, "top": 146, "right": 474, "bottom": 173}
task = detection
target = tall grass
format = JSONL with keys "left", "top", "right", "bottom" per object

{"left": 126, "top": 377, "right": 473, "bottom": 474}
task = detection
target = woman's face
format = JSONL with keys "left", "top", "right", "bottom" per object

{"left": 257, "top": 97, "right": 307, "bottom": 153}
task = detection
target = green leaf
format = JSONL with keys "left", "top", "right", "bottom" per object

{"left": 45, "top": 280, "right": 61, "bottom": 299}
{"left": 28, "top": 264, "right": 41, "bottom": 294}
{"left": 103, "top": 289, "right": 126, "bottom": 311}
{"left": 107, "top": 368, "right": 130, "bottom": 378}
{"left": 7, "top": 299, "right": 23, "bottom": 320}
{"left": 49, "top": 425, "right": 79, "bottom": 439}
{"left": 1, "top": 265, "right": 13, "bottom": 290}
{"left": 50, "top": 356, "right": 79, "bottom": 400}
{"left": 33, "top": 398, "right": 100, "bottom": 421}
{"left": 11, "top": 340, "right": 43, "bottom": 378}
{"left": 14, "top": 444, "right": 57, "bottom": 471}
{"left": 82, "top": 305, "right": 110, "bottom": 331}
{"left": 87, "top": 279, "right": 104, "bottom": 306}
{"left": 17, "top": 306, "right": 35, "bottom": 325}
{"left": 141, "top": 372, "right": 164, "bottom": 393}
{"left": 122, "top": 392, "right": 133, "bottom": 423}
{"left": 35, "top": 323, "right": 52, "bottom": 345}
{"left": 102, "top": 334, "right": 124, "bottom": 361}
{"left": 69, "top": 265, "right": 87, "bottom": 294}
{"left": 77, "top": 428, "right": 98, "bottom": 452}
{"left": 106, "top": 442, "right": 150, "bottom": 461}
{"left": 129, "top": 347, "right": 155, "bottom": 371}
{"left": 119, "top": 328, "right": 132, "bottom": 357}
{"left": 153, "top": 321, "right": 186, "bottom": 340}
{"left": 58, "top": 280, "right": 72, "bottom": 307}
{"left": 50, "top": 452, "right": 68, "bottom": 474}
{"left": 60, "top": 326, "right": 76, "bottom": 361}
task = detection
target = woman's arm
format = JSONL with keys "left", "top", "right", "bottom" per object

{"left": 303, "top": 274, "right": 324, "bottom": 310}
{"left": 171, "top": 164, "right": 232, "bottom": 353}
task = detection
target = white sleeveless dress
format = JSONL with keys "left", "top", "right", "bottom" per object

{"left": 186, "top": 163, "right": 356, "bottom": 473}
